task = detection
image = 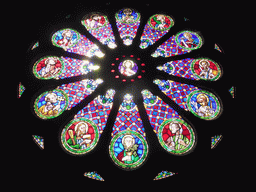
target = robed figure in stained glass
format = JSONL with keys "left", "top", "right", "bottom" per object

{"left": 121, "top": 8, "right": 134, "bottom": 23}
{"left": 117, "top": 134, "right": 139, "bottom": 164}
{"left": 38, "top": 92, "right": 64, "bottom": 117}
{"left": 191, "top": 93, "right": 215, "bottom": 117}
{"left": 162, "top": 121, "right": 190, "bottom": 151}
{"left": 196, "top": 59, "right": 218, "bottom": 80}
{"left": 57, "top": 30, "right": 74, "bottom": 48}
{"left": 85, "top": 14, "right": 105, "bottom": 29}
{"left": 179, "top": 32, "right": 199, "bottom": 48}
{"left": 37, "top": 57, "right": 62, "bottom": 78}
{"left": 151, "top": 15, "right": 169, "bottom": 30}
{"left": 67, "top": 121, "right": 94, "bottom": 149}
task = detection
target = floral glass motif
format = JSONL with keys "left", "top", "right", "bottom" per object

{"left": 81, "top": 12, "right": 117, "bottom": 49}
{"left": 229, "top": 86, "right": 235, "bottom": 98}
{"left": 115, "top": 8, "right": 141, "bottom": 45}
{"left": 84, "top": 172, "right": 104, "bottom": 181}
{"left": 28, "top": 8, "right": 225, "bottom": 175}
{"left": 139, "top": 14, "right": 174, "bottom": 49}
{"left": 152, "top": 31, "right": 202, "bottom": 57}
{"left": 214, "top": 43, "right": 222, "bottom": 52}
{"left": 18, "top": 82, "right": 25, "bottom": 98}
{"left": 32, "top": 135, "right": 44, "bottom": 149}
{"left": 109, "top": 94, "right": 148, "bottom": 169}
{"left": 61, "top": 89, "right": 115, "bottom": 155}
{"left": 31, "top": 42, "right": 39, "bottom": 50}
{"left": 154, "top": 171, "right": 175, "bottom": 180}
{"left": 211, "top": 135, "right": 222, "bottom": 149}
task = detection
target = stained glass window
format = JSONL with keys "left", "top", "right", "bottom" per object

{"left": 22, "top": 3, "right": 233, "bottom": 183}
{"left": 109, "top": 93, "right": 148, "bottom": 169}
{"left": 81, "top": 12, "right": 117, "bottom": 49}
{"left": 153, "top": 171, "right": 176, "bottom": 180}
{"left": 32, "top": 135, "right": 44, "bottom": 150}
{"left": 18, "top": 82, "right": 25, "bottom": 98}
{"left": 84, "top": 171, "right": 104, "bottom": 181}
{"left": 115, "top": 8, "right": 140, "bottom": 46}
{"left": 211, "top": 135, "right": 222, "bottom": 149}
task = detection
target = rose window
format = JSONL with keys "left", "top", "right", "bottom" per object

{"left": 20, "top": 4, "right": 233, "bottom": 182}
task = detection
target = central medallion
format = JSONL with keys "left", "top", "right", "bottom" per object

{"left": 118, "top": 60, "right": 138, "bottom": 77}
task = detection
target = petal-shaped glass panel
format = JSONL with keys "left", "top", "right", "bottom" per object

{"left": 33, "top": 56, "right": 100, "bottom": 80}
{"left": 61, "top": 89, "right": 115, "bottom": 155}
{"left": 154, "top": 79, "right": 221, "bottom": 120}
{"left": 139, "top": 14, "right": 174, "bottom": 49}
{"left": 157, "top": 58, "right": 222, "bottom": 81}
{"left": 142, "top": 89, "right": 196, "bottom": 155}
{"left": 81, "top": 12, "right": 117, "bottom": 49}
{"left": 109, "top": 94, "right": 148, "bottom": 169}
{"left": 52, "top": 28, "right": 104, "bottom": 58}
{"left": 151, "top": 31, "right": 203, "bottom": 57}
{"left": 115, "top": 8, "right": 141, "bottom": 46}
{"left": 34, "top": 79, "right": 103, "bottom": 119}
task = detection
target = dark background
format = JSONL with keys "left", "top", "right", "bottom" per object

{"left": 15, "top": 1, "right": 238, "bottom": 189}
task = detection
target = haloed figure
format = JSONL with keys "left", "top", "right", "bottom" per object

{"left": 198, "top": 60, "right": 218, "bottom": 80}
{"left": 39, "top": 57, "right": 61, "bottom": 78}
{"left": 38, "top": 92, "right": 63, "bottom": 117}
{"left": 120, "top": 60, "right": 136, "bottom": 76}
{"left": 67, "top": 122, "right": 92, "bottom": 149}
{"left": 165, "top": 122, "right": 189, "bottom": 150}
{"left": 180, "top": 32, "right": 198, "bottom": 48}
{"left": 117, "top": 134, "right": 139, "bottom": 164}
{"left": 191, "top": 93, "right": 214, "bottom": 117}
{"left": 57, "top": 30, "right": 73, "bottom": 48}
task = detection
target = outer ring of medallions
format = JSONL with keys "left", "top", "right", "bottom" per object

{"left": 109, "top": 130, "right": 149, "bottom": 171}
{"left": 109, "top": 55, "right": 145, "bottom": 85}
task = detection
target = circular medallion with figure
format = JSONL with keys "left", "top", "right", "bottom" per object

{"left": 175, "top": 31, "right": 203, "bottom": 50}
{"left": 33, "top": 56, "right": 64, "bottom": 80}
{"left": 109, "top": 130, "right": 148, "bottom": 169}
{"left": 191, "top": 58, "right": 222, "bottom": 81}
{"left": 116, "top": 8, "right": 140, "bottom": 24}
{"left": 118, "top": 60, "right": 138, "bottom": 77}
{"left": 149, "top": 14, "right": 174, "bottom": 31}
{"left": 158, "top": 118, "right": 196, "bottom": 155}
{"left": 61, "top": 118, "right": 99, "bottom": 155}
{"left": 34, "top": 89, "right": 68, "bottom": 119}
{"left": 187, "top": 90, "right": 221, "bottom": 120}
{"left": 81, "top": 13, "right": 107, "bottom": 29}
{"left": 52, "top": 28, "right": 80, "bottom": 49}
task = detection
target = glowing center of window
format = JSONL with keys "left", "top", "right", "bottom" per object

{"left": 118, "top": 60, "right": 138, "bottom": 77}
